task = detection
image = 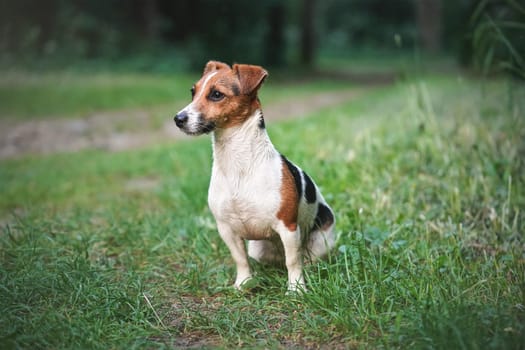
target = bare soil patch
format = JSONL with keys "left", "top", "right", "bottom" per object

{"left": 0, "top": 89, "right": 367, "bottom": 159}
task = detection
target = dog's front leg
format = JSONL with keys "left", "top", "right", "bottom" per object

{"left": 275, "top": 224, "right": 305, "bottom": 293}
{"left": 216, "top": 221, "right": 252, "bottom": 289}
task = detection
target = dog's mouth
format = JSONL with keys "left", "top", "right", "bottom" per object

{"left": 179, "top": 119, "right": 216, "bottom": 136}
{"left": 199, "top": 120, "right": 216, "bottom": 134}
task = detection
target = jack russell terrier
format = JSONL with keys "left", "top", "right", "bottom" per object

{"left": 174, "top": 61, "right": 336, "bottom": 292}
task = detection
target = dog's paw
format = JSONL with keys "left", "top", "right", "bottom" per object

{"left": 285, "top": 283, "right": 307, "bottom": 296}
{"left": 234, "top": 276, "right": 258, "bottom": 292}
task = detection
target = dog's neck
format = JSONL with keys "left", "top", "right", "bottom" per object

{"left": 211, "top": 109, "right": 276, "bottom": 175}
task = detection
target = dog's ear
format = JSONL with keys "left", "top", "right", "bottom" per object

{"left": 233, "top": 64, "right": 268, "bottom": 96}
{"left": 203, "top": 61, "right": 230, "bottom": 76}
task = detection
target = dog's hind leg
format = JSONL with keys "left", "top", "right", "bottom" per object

{"left": 248, "top": 239, "right": 285, "bottom": 266}
{"left": 305, "top": 202, "right": 336, "bottom": 262}
{"left": 305, "top": 224, "right": 336, "bottom": 262}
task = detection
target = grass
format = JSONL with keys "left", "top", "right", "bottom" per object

{"left": 0, "top": 71, "right": 195, "bottom": 119}
{"left": 1, "top": 74, "right": 524, "bottom": 349}
{"left": 0, "top": 70, "right": 354, "bottom": 120}
{"left": 317, "top": 49, "right": 457, "bottom": 77}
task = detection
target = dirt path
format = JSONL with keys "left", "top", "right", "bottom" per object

{"left": 0, "top": 89, "right": 367, "bottom": 159}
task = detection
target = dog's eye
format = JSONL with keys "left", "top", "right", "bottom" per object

{"left": 190, "top": 86, "right": 196, "bottom": 99}
{"left": 208, "top": 89, "right": 225, "bottom": 102}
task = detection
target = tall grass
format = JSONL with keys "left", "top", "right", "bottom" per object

{"left": 471, "top": 0, "right": 525, "bottom": 78}
{"left": 0, "top": 77, "right": 524, "bottom": 348}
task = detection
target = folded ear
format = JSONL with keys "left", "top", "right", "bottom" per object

{"left": 203, "top": 61, "right": 231, "bottom": 75}
{"left": 233, "top": 64, "right": 268, "bottom": 96}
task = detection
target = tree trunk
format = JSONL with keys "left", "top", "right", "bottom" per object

{"left": 300, "top": 0, "right": 316, "bottom": 67}
{"left": 140, "top": 0, "right": 159, "bottom": 41}
{"left": 415, "top": 0, "right": 442, "bottom": 53}
{"left": 265, "top": 3, "right": 286, "bottom": 67}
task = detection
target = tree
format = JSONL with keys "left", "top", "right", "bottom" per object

{"left": 415, "top": 0, "right": 442, "bottom": 52}
{"left": 264, "top": 2, "right": 286, "bottom": 67}
{"left": 300, "top": 0, "right": 316, "bottom": 66}
{"left": 138, "top": 0, "right": 160, "bottom": 41}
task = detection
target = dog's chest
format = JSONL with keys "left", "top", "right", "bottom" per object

{"left": 208, "top": 155, "right": 282, "bottom": 239}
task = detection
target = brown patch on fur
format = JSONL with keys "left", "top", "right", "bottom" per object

{"left": 203, "top": 61, "right": 230, "bottom": 75}
{"left": 276, "top": 158, "right": 299, "bottom": 232}
{"left": 232, "top": 64, "right": 268, "bottom": 95}
{"left": 191, "top": 61, "right": 268, "bottom": 130}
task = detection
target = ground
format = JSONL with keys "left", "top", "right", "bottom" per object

{"left": 0, "top": 88, "right": 366, "bottom": 159}
{"left": 0, "top": 72, "right": 523, "bottom": 349}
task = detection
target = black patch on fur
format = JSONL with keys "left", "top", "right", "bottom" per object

{"left": 231, "top": 83, "right": 240, "bottom": 96}
{"left": 258, "top": 115, "right": 266, "bottom": 129}
{"left": 281, "top": 155, "right": 302, "bottom": 199}
{"left": 197, "top": 115, "right": 216, "bottom": 134}
{"left": 303, "top": 171, "right": 316, "bottom": 203}
{"left": 201, "top": 121, "right": 216, "bottom": 134}
{"left": 314, "top": 203, "right": 334, "bottom": 230}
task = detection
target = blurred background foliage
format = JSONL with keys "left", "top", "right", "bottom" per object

{"left": 0, "top": 0, "right": 523, "bottom": 76}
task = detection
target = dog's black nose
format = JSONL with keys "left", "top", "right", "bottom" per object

{"left": 174, "top": 111, "right": 188, "bottom": 128}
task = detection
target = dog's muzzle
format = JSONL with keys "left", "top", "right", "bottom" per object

{"left": 174, "top": 110, "right": 216, "bottom": 135}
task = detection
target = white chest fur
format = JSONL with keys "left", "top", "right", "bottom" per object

{"left": 207, "top": 111, "right": 282, "bottom": 240}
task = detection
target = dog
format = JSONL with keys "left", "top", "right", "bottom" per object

{"left": 174, "top": 61, "right": 336, "bottom": 292}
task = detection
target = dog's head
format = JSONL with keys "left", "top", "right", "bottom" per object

{"left": 174, "top": 61, "right": 268, "bottom": 135}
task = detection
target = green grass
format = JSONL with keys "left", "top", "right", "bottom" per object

{"left": 1, "top": 76, "right": 524, "bottom": 349}
{"left": 317, "top": 49, "right": 457, "bottom": 77}
{"left": 0, "top": 70, "right": 354, "bottom": 120}
{"left": 0, "top": 71, "right": 196, "bottom": 119}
